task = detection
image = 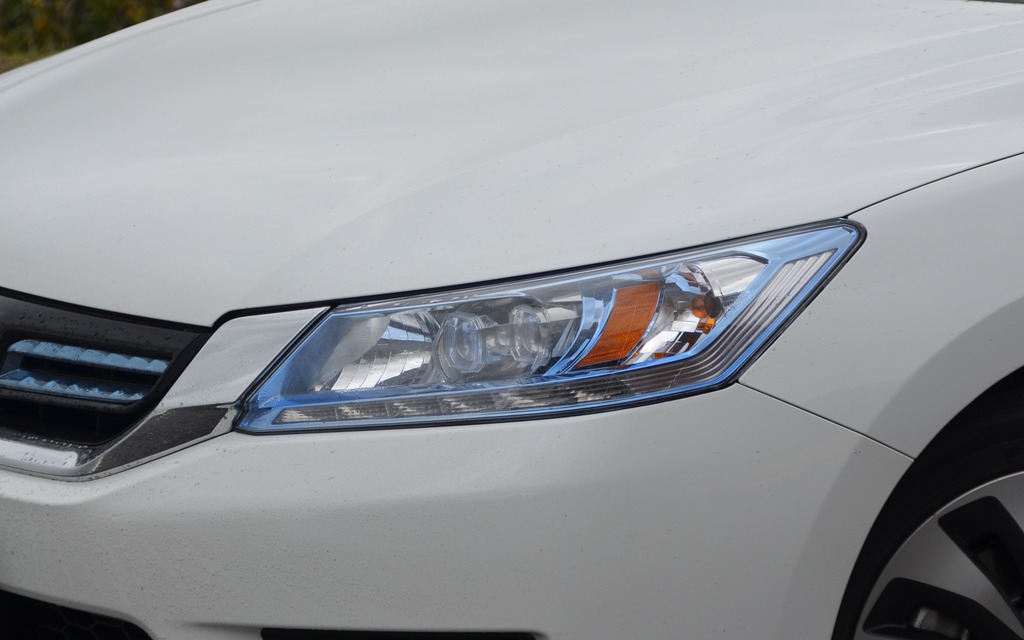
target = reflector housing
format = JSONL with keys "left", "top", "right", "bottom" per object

{"left": 238, "top": 222, "right": 860, "bottom": 432}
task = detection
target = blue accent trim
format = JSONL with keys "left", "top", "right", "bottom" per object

{"left": 238, "top": 221, "right": 862, "bottom": 433}
{"left": 6, "top": 340, "right": 169, "bottom": 375}
{"left": 0, "top": 369, "right": 149, "bottom": 403}
{"left": 0, "top": 340, "right": 169, "bottom": 405}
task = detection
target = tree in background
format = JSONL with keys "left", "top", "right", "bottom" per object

{"left": 0, "top": 0, "right": 205, "bottom": 70}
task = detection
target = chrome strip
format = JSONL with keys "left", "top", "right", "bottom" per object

{"left": 0, "top": 307, "right": 327, "bottom": 479}
{"left": 0, "top": 438, "right": 80, "bottom": 469}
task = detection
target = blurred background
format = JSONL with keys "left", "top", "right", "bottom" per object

{"left": 0, "top": 0, "right": 207, "bottom": 73}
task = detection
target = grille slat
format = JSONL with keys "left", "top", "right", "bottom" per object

{"left": 0, "top": 367, "right": 153, "bottom": 404}
{"left": 0, "top": 292, "right": 210, "bottom": 445}
{"left": 7, "top": 340, "right": 170, "bottom": 375}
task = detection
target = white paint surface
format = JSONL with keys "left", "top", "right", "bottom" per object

{"left": 0, "top": 386, "right": 909, "bottom": 639}
{"left": 1, "top": 0, "right": 1023, "bottom": 324}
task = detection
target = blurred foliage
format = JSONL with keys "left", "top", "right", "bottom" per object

{"left": 0, "top": 0, "right": 206, "bottom": 70}
{"left": 0, "top": 48, "right": 36, "bottom": 72}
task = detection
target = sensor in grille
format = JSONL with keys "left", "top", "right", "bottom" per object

{"left": 0, "top": 339, "right": 170, "bottom": 404}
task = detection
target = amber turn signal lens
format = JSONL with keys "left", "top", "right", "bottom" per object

{"left": 576, "top": 282, "right": 662, "bottom": 368}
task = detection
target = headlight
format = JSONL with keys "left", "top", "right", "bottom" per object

{"left": 238, "top": 222, "right": 860, "bottom": 432}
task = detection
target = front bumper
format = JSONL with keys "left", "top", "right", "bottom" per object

{"left": 0, "top": 384, "right": 908, "bottom": 640}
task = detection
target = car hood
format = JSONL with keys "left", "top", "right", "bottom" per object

{"left": 2, "top": 0, "right": 1024, "bottom": 326}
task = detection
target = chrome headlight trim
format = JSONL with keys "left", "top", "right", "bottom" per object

{"left": 238, "top": 221, "right": 863, "bottom": 434}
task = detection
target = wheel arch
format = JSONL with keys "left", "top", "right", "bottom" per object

{"left": 742, "top": 151, "right": 1024, "bottom": 458}
{"left": 832, "top": 362, "right": 1024, "bottom": 639}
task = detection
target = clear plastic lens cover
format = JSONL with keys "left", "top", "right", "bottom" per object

{"left": 239, "top": 223, "right": 860, "bottom": 432}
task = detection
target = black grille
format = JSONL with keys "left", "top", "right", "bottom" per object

{"left": 0, "top": 590, "right": 152, "bottom": 640}
{"left": 0, "top": 291, "right": 210, "bottom": 445}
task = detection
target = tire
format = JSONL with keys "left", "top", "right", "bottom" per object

{"left": 833, "top": 374, "right": 1024, "bottom": 640}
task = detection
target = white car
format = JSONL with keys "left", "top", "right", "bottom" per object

{"left": 2, "top": 0, "right": 1024, "bottom": 638}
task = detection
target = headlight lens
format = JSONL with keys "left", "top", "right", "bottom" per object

{"left": 238, "top": 222, "right": 860, "bottom": 432}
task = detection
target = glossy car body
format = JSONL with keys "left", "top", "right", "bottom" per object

{"left": 1, "top": 0, "right": 1024, "bottom": 638}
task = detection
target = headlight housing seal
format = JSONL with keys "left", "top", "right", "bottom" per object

{"left": 238, "top": 221, "right": 861, "bottom": 433}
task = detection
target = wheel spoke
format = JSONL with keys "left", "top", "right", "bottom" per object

{"left": 940, "top": 496, "right": 1024, "bottom": 628}
{"left": 856, "top": 497, "right": 1024, "bottom": 639}
{"left": 861, "top": 578, "right": 1020, "bottom": 640}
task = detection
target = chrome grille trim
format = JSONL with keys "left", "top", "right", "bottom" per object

{"left": 0, "top": 307, "right": 326, "bottom": 479}
{"left": 0, "top": 291, "right": 211, "bottom": 445}
{"left": 0, "top": 437, "right": 81, "bottom": 469}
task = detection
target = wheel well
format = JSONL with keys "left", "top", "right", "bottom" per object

{"left": 832, "top": 364, "right": 1024, "bottom": 639}
{"left": 910, "top": 364, "right": 1024, "bottom": 477}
